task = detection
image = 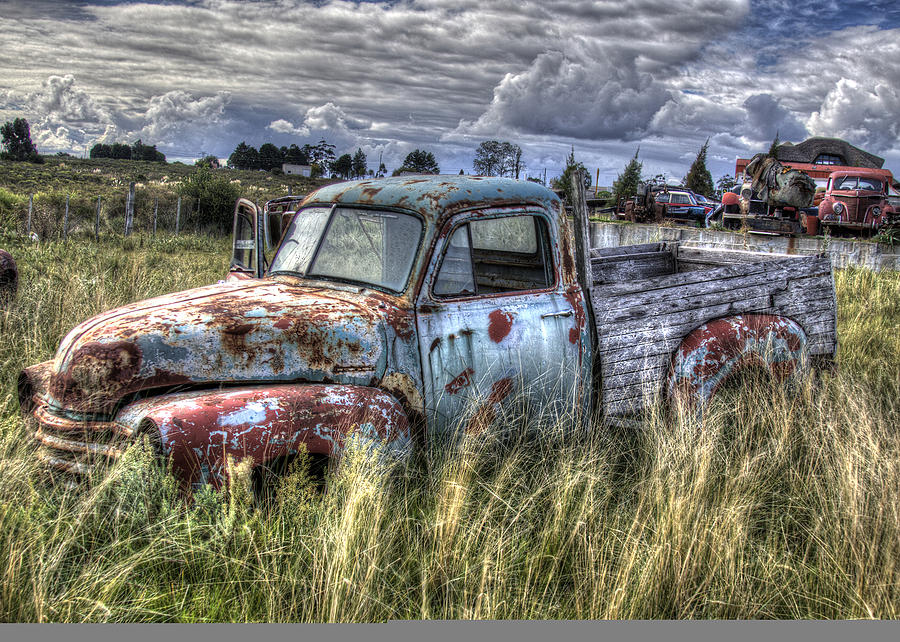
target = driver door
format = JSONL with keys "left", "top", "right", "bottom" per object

{"left": 228, "top": 198, "right": 264, "bottom": 279}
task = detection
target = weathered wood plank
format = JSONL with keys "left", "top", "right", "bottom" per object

{"left": 592, "top": 257, "right": 831, "bottom": 311}
{"left": 599, "top": 330, "right": 836, "bottom": 396}
{"left": 592, "top": 243, "right": 665, "bottom": 258}
{"left": 591, "top": 252, "right": 675, "bottom": 284}
{"left": 595, "top": 274, "right": 835, "bottom": 331}
{"left": 599, "top": 318, "right": 837, "bottom": 369}
{"left": 592, "top": 255, "right": 829, "bottom": 299}
{"left": 601, "top": 330, "right": 836, "bottom": 403}
{"left": 676, "top": 246, "right": 795, "bottom": 266}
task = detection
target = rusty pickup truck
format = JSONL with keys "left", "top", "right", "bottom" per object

{"left": 19, "top": 176, "right": 837, "bottom": 491}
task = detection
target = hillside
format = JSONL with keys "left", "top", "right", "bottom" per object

{"left": 0, "top": 157, "right": 332, "bottom": 238}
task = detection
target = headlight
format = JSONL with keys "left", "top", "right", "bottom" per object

{"left": 833, "top": 202, "right": 844, "bottom": 215}
{"left": 872, "top": 206, "right": 881, "bottom": 217}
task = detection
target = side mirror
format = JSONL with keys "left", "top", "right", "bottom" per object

{"left": 230, "top": 198, "right": 264, "bottom": 278}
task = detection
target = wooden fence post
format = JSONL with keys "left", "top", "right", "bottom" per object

{"left": 153, "top": 198, "right": 158, "bottom": 235}
{"left": 26, "top": 194, "right": 33, "bottom": 237}
{"left": 175, "top": 196, "right": 181, "bottom": 235}
{"left": 124, "top": 182, "right": 135, "bottom": 236}
{"left": 62, "top": 194, "right": 70, "bottom": 240}
{"left": 95, "top": 196, "right": 102, "bottom": 241}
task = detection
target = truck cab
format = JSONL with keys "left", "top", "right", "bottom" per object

{"left": 20, "top": 177, "right": 590, "bottom": 490}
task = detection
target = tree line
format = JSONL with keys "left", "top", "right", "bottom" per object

{"left": 90, "top": 139, "right": 166, "bottom": 162}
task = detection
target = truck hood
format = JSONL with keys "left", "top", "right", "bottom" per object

{"left": 46, "top": 279, "right": 408, "bottom": 415}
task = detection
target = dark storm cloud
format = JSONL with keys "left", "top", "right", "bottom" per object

{"left": 1, "top": 0, "right": 899, "bottom": 180}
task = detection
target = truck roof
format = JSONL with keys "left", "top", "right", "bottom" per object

{"left": 828, "top": 168, "right": 894, "bottom": 180}
{"left": 301, "top": 175, "right": 562, "bottom": 223}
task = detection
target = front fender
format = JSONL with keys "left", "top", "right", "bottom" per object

{"left": 116, "top": 384, "right": 411, "bottom": 489}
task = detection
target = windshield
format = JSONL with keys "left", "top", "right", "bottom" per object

{"left": 833, "top": 176, "right": 883, "bottom": 191}
{"left": 268, "top": 206, "right": 423, "bottom": 292}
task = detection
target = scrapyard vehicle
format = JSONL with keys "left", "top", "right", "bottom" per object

{"left": 721, "top": 154, "right": 817, "bottom": 235}
{"left": 0, "top": 249, "right": 17, "bottom": 307}
{"left": 19, "top": 176, "right": 838, "bottom": 492}
{"left": 621, "top": 184, "right": 709, "bottom": 225}
{"left": 815, "top": 168, "right": 899, "bottom": 236}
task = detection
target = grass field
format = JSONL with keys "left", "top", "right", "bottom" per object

{"left": 0, "top": 236, "right": 898, "bottom": 621}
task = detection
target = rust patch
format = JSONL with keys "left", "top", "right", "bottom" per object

{"left": 50, "top": 341, "right": 142, "bottom": 405}
{"left": 487, "top": 377, "right": 512, "bottom": 405}
{"left": 360, "top": 186, "right": 383, "bottom": 202}
{"left": 444, "top": 367, "right": 475, "bottom": 395}
{"left": 559, "top": 222, "right": 576, "bottom": 285}
{"left": 563, "top": 286, "right": 586, "bottom": 345}
{"left": 467, "top": 404, "right": 495, "bottom": 436}
{"left": 487, "top": 309, "right": 513, "bottom": 343}
{"left": 381, "top": 372, "right": 425, "bottom": 413}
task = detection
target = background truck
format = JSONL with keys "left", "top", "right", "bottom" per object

{"left": 620, "top": 183, "right": 710, "bottom": 225}
{"left": 815, "top": 168, "right": 899, "bottom": 236}
{"left": 718, "top": 154, "right": 818, "bottom": 235}
{"left": 19, "top": 176, "right": 837, "bottom": 492}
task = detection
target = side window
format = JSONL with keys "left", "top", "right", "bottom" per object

{"left": 231, "top": 211, "right": 255, "bottom": 271}
{"left": 433, "top": 226, "right": 475, "bottom": 297}
{"left": 433, "top": 214, "right": 553, "bottom": 297}
{"left": 656, "top": 193, "right": 670, "bottom": 203}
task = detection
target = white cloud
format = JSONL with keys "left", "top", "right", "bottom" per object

{"left": 139, "top": 90, "right": 232, "bottom": 144}
{"left": 807, "top": 79, "right": 900, "bottom": 153}
{"left": 268, "top": 118, "right": 309, "bottom": 137}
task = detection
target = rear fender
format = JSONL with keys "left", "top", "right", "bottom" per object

{"left": 116, "top": 384, "right": 411, "bottom": 489}
{"left": 667, "top": 314, "right": 808, "bottom": 405}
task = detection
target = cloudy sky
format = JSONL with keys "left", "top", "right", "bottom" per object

{"left": 2, "top": 0, "right": 899, "bottom": 184}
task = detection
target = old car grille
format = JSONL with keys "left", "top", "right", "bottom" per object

{"left": 31, "top": 402, "right": 132, "bottom": 479}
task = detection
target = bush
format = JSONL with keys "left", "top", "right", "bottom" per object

{"left": 177, "top": 167, "right": 241, "bottom": 232}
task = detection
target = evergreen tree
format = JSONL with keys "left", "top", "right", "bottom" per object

{"left": 552, "top": 146, "right": 591, "bottom": 204}
{"left": 331, "top": 153, "right": 353, "bottom": 179}
{"left": 228, "top": 141, "right": 260, "bottom": 170}
{"left": 89, "top": 143, "right": 112, "bottom": 159}
{"left": 684, "top": 139, "right": 714, "bottom": 197}
{"left": 351, "top": 148, "right": 367, "bottom": 178}
{"left": 283, "top": 144, "right": 308, "bottom": 165}
{"left": 612, "top": 147, "right": 643, "bottom": 205}
{"left": 258, "top": 143, "right": 283, "bottom": 171}
{"left": 768, "top": 131, "right": 781, "bottom": 157}
{"left": 0, "top": 117, "right": 40, "bottom": 162}
{"left": 394, "top": 149, "right": 440, "bottom": 174}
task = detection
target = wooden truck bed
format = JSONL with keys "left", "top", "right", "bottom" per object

{"left": 588, "top": 242, "right": 837, "bottom": 417}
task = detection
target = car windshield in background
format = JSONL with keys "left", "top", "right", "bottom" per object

{"left": 834, "top": 176, "right": 883, "bottom": 191}
{"left": 268, "top": 207, "right": 423, "bottom": 293}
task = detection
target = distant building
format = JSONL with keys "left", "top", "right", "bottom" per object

{"left": 735, "top": 137, "right": 886, "bottom": 186}
{"left": 283, "top": 163, "right": 312, "bottom": 177}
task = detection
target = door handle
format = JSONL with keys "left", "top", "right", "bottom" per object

{"left": 541, "top": 310, "right": 574, "bottom": 319}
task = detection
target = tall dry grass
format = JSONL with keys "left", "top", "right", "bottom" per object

{"left": 0, "top": 239, "right": 898, "bottom": 621}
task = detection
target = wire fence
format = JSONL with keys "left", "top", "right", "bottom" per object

{"left": 3, "top": 183, "right": 238, "bottom": 241}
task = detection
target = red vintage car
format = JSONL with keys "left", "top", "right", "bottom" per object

{"left": 815, "top": 168, "right": 899, "bottom": 236}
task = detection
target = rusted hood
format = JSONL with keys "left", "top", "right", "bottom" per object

{"left": 46, "top": 280, "right": 399, "bottom": 415}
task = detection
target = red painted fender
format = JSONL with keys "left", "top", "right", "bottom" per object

{"left": 667, "top": 314, "right": 808, "bottom": 405}
{"left": 116, "top": 384, "right": 411, "bottom": 489}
